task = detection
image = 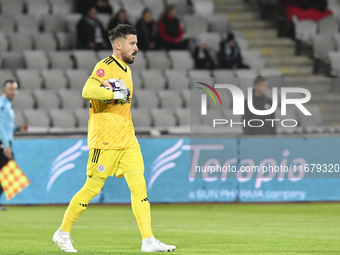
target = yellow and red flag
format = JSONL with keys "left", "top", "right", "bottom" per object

{"left": 0, "top": 160, "right": 30, "bottom": 200}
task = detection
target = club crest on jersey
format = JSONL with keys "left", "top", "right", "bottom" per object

{"left": 97, "top": 164, "right": 106, "bottom": 173}
{"left": 96, "top": 69, "right": 105, "bottom": 77}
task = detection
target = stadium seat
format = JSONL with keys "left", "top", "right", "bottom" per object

{"left": 175, "top": 108, "right": 201, "bottom": 125}
{"left": 312, "top": 34, "right": 334, "bottom": 73}
{"left": 97, "top": 50, "right": 112, "bottom": 60}
{"left": 13, "top": 109, "right": 25, "bottom": 127}
{"left": 165, "top": 70, "right": 190, "bottom": 90}
{"left": 41, "top": 69, "right": 68, "bottom": 90}
{"left": 328, "top": 51, "right": 340, "bottom": 76}
{"left": 129, "top": 51, "right": 148, "bottom": 71}
{"left": 167, "top": 0, "right": 191, "bottom": 17}
{"left": 150, "top": 109, "right": 177, "bottom": 127}
{"left": 193, "top": 0, "right": 214, "bottom": 18}
{"left": 134, "top": 89, "right": 159, "bottom": 108}
{"left": 242, "top": 50, "right": 265, "bottom": 71}
{"left": 201, "top": 108, "right": 226, "bottom": 126}
{"left": 23, "top": 50, "right": 49, "bottom": 69}
{"left": 0, "top": 0, "right": 24, "bottom": 14}
{"left": 144, "top": 0, "right": 165, "bottom": 20}
{"left": 1, "top": 52, "right": 25, "bottom": 69}
{"left": 48, "top": 51, "right": 74, "bottom": 70}
{"left": 33, "top": 33, "right": 58, "bottom": 51}
{"left": 198, "top": 32, "right": 221, "bottom": 52}
{"left": 65, "top": 14, "right": 81, "bottom": 34}
{"left": 56, "top": 31, "right": 74, "bottom": 50}
{"left": 168, "top": 50, "right": 194, "bottom": 70}
{"left": 120, "top": 0, "right": 145, "bottom": 25}
{"left": 130, "top": 108, "right": 152, "bottom": 128}
{"left": 235, "top": 69, "right": 257, "bottom": 92}
{"left": 26, "top": 0, "right": 50, "bottom": 16}
{"left": 50, "top": 0, "right": 73, "bottom": 15}
{"left": 108, "top": 0, "right": 122, "bottom": 10}
{"left": 74, "top": 108, "right": 89, "bottom": 128}
{"left": 15, "top": 15, "right": 40, "bottom": 34}
{"left": 318, "top": 16, "right": 339, "bottom": 35}
{"left": 334, "top": 33, "right": 340, "bottom": 51}
{"left": 33, "top": 89, "right": 61, "bottom": 109}
{"left": 0, "top": 70, "right": 16, "bottom": 88}
{"left": 0, "top": 15, "right": 16, "bottom": 33}
{"left": 213, "top": 70, "right": 235, "bottom": 79}
{"left": 259, "top": 68, "right": 284, "bottom": 88}
{"left": 140, "top": 69, "right": 166, "bottom": 90}
{"left": 72, "top": 50, "right": 98, "bottom": 71}
{"left": 188, "top": 69, "right": 213, "bottom": 88}
{"left": 181, "top": 89, "right": 190, "bottom": 108}
{"left": 58, "top": 89, "right": 84, "bottom": 109}
{"left": 293, "top": 17, "right": 317, "bottom": 45}
{"left": 132, "top": 71, "right": 142, "bottom": 89}
{"left": 12, "top": 89, "right": 35, "bottom": 110}
{"left": 158, "top": 90, "right": 184, "bottom": 108}
{"left": 0, "top": 32, "right": 9, "bottom": 51}
{"left": 97, "top": 14, "right": 111, "bottom": 30}
{"left": 7, "top": 33, "right": 33, "bottom": 51}
{"left": 145, "top": 51, "right": 171, "bottom": 70}
{"left": 237, "top": 37, "right": 249, "bottom": 51}
{"left": 49, "top": 109, "right": 76, "bottom": 128}
{"left": 208, "top": 14, "right": 229, "bottom": 35}
{"left": 65, "top": 69, "right": 89, "bottom": 90}
{"left": 297, "top": 104, "right": 323, "bottom": 127}
{"left": 183, "top": 15, "right": 208, "bottom": 39}
{"left": 23, "top": 109, "right": 51, "bottom": 128}
{"left": 41, "top": 15, "right": 66, "bottom": 33}
{"left": 15, "top": 69, "right": 43, "bottom": 90}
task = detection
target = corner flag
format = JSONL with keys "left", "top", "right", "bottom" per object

{"left": 0, "top": 160, "right": 30, "bottom": 200}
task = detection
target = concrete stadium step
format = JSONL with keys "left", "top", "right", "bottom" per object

{"left": 227, "top": 12, "right": 261, "bottom": 21}
{"left": 284, "top": 77, "right": 332, "bottom": 87}
{"left": 236, "top": 29, "right": 278, "bottom": 39}
{"left": 279, "top": 66, "right": 314, "bottom": 77}
{"left": 248, "top": 38, "right": 295, "bottom": 48}
{"left": 265, "top": 56, "right": 313, "bottom": 67}
{"left": 231, "top": 20, "right": 275, "bottom": 30}
{"left": 257, "top": 47, "right": 296, "bottom": 57}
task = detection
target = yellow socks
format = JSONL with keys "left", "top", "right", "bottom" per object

{"left": 124, "top": 170, "right": 153, "bottom": 240}
{"left": 60, "top": 175, "right": 105, "bottom": 233}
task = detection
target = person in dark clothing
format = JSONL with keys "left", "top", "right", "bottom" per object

{"left": 243, "top": 77, "right": 276, "bottom": 135}
{"left": 108, "top": 9, "right": 131, "bottom": 30}
{"left": 76, "top": 6, "right": 109, "bottom": 50}
{"left": 158, "top": 5, "right": 188, "bottom": 50}
{"left": 218, "top": 33, "right": 249, "bottom": 69}
{"left": 193, "top": 40, "right": 216, "bottom": 69}
{"left": 135, "top": 8, "right": 158, "bottom": 51}
{"left": 77, "top": 0, "right": 113, "bottom": 15}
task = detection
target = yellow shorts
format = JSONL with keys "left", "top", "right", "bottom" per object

{"left": 86, "top": 144, "right": 144, "bottom": 178}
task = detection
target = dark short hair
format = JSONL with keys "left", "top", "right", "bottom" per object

{"left": 227, "top": 33, "right": 235, "bottom": 42}
{"left": 254, "top": 76, "right": 267, "bottom": 86}
{"left": 108, "top": 24, "right": 137, "bottom": 43}
{"left": 3, "top": 79, "right": 15, "bottom": 88}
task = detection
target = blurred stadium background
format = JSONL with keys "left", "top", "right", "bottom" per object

{"left": 1, "top": 0, "right": 340, "bottom": 253}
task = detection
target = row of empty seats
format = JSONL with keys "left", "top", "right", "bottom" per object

{"left": 0, "top": 0, "right": 215, "bottom": 21}
{"left": 14, "top": 104, "right": 322, "bottom": 131}
{"left": 0, "top": 67, "right": 284, "bottom": 92}
{"left": 0, "top": 48, "right": 268, "bottom": 73}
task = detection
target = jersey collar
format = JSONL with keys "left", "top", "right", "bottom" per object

{"left": 111, "top": 54, "right": 127, "bottom": 72}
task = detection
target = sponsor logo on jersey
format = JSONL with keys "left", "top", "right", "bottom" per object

{"left": 97, "top": 164, "right": 106, "bottom": 173}
{"left": 96, "top": 69, "right": 105, "bottom": 77}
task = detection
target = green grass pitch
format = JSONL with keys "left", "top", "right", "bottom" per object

{"left": 0, "top": 203, "right": 339, "bottom": 254}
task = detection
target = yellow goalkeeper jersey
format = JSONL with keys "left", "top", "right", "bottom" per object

{"left": 82, "top": 54, "right": 138, "bottom": 149}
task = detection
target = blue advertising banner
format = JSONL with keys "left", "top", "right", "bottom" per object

{"left": 1, "top": 136, "right": 340, "bottom": 204}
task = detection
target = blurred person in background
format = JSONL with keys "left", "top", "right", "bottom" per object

{"left": 193, "top": 39, "right": 216, "bottom": 69}
{"left": 218, "top": 33, "right": 249, "bottom": 69}
{"left": 0, "top": 80, "right": 28, "bottom": 211}
{"left": 77, "top": 6, "right": 109, "bottom": 50}
{"left": 108, "top": 9, "right": 132, "bottom": 30}
{"left": 77, "top": 0, "right": 113, "bottom": 15}
{"left": 243, "top": 77, "right": 276, "bottom": 136}
{"left": 135, "top": 8, "right": 158, "bottom": 51}
{"left": 158, "top": 5, "right": 188, "bottom": 50}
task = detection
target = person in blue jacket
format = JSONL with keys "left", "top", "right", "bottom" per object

{"left": 0, "top": 80, "right": 28, "bottom": 210}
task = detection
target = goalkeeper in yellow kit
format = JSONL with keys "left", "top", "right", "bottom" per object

{"left": 52, "top": 24, "right": 176, "bottom": 253}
